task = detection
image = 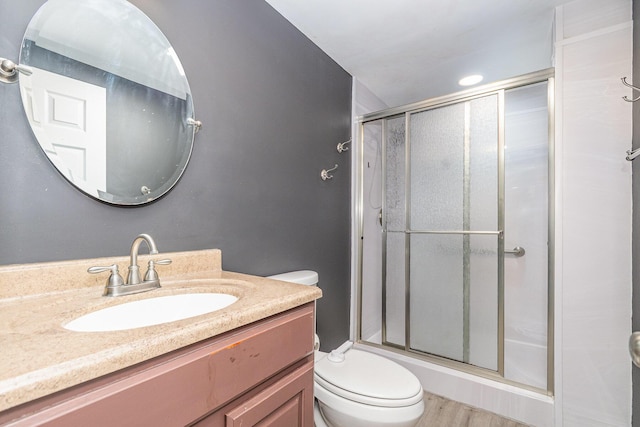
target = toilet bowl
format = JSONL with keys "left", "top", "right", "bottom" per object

{"left": 267, "top": 271, "right": 425, "bottom": 427}
{"left": 314, "top": 348, "right": 424, "bottom": 427}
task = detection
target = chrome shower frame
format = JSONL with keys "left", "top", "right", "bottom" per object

{"left": 355, "top": 68, "right": 555, "bottom": 395}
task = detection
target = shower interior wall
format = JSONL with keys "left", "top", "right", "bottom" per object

{"left": 353, "top": 0, "right": 632, "bottom": 425}
{"left": 354, "top": 79, "right": 387, "bottom": 344}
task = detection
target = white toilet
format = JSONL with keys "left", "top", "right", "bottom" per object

{"left": 267, "top": 271, "right": 425, "bottom": 427}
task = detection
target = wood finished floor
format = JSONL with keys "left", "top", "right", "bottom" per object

{"left": 416, "top": 392, "right": 530, "bottom": 427}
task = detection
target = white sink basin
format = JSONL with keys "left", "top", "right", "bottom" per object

{"left": 64, "top": 293, "right": 238, "bottom": 332}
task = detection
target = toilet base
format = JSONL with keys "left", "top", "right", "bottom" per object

{"left": 314, "top": 385, "right": 424, "bottom": 427}
{"left": 314, "top": 399, "right": 329, "bottom": 427}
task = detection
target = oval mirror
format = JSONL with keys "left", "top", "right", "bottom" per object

{"left": 18, "top": 0, "right": 199, "bottom": 205}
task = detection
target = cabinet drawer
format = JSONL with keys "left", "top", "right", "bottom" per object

{"left": 225, "top": 360, "right": 313, "bottom": 427}
{"left": 190, "top": 359, "right": 314, "bottom": 427}
{"left": 3, "top": 303, "right": 314, "bottom": 426}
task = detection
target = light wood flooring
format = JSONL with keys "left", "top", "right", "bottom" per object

{"left": 416, "top": 392, "right": 530, "bottom": 427}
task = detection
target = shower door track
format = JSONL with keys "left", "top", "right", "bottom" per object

{"left": 357, "top": 68, "right": 555, "bottom": 395}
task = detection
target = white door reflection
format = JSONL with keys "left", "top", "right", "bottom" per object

{"left": 20, "top": 66, "right": 106, "bottom": 196}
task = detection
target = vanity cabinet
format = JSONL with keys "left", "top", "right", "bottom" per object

{"left": 0, "top": 303, "right": 315, "bottom": 427}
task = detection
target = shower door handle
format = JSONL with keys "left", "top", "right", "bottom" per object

{"left": 630, "top": 332, "right": 640, "bottom": 367}
{"left": 505, "top": 246, "right": 525, "bottom": 257}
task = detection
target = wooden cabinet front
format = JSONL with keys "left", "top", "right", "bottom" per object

{"left": 0, "top": 303, "right": 315, "bottom": 427}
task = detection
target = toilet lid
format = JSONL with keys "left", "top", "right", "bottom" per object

{"left": 314, "top": 349, "right": 423, "bottom": 407}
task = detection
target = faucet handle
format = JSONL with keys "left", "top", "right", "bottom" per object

{"left": 88, "top": 264, "right": 125, "bottom": 290}
{"left": 144, "top": 259, "right": 172, "bottom": 281}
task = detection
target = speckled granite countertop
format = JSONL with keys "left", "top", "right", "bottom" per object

{"left": 0, "top": 249, "right": 321, "bottom": 412}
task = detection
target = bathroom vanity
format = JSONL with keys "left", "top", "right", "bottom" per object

{"left": 0, "top": 249, "right": 321, "bottom": 426}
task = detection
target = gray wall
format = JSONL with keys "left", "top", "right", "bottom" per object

{"left": 0, "top": 0, "right": 352, "bottom": 351}
{"left": 634, "top": 0, "right": 639, "bottom": 424}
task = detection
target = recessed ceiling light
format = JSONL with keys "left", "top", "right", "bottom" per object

{"left": 458, "top": 74, "right": 484, "bottom": 87}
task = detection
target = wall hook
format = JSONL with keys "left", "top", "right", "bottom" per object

{"left": 626, "top": 148, "right": 640, "bottom": 161}
{"left": 321, "top": 164, "right": 338, "bottom": 181}
{"left": 621, "top": 77, "right": 640, "bottom": 102}
{"left": 337, "top": 139, "right": 351, "bottom": 153}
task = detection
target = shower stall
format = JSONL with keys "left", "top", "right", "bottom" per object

{"left": 357, "top": 70, "right": 554, "bottom": 393}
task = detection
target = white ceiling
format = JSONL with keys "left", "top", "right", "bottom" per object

{"left": 265, "top": 0, "right": 576, "bottom": 108}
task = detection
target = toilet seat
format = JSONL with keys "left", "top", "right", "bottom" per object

{"left": 314, "top": 349, "right": 423, "bottom": 408}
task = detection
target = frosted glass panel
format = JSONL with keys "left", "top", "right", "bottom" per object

{"left": 410, "top": 104, "right": 464, "bottom": 230}
{"left": 385, "top": 116, "right": 406, "bottom": 232}
{"left": 469, "top": 235, "right": 498, "bottom": 370}
{"left": 385, "top": 231, "right": 406, "bottom": 346}
{"left": 469, "top": 96, "right": 498, "bottom": 231}
{"left": 383, "top": 116, "right": 406, "bottom": 345}
{"left": 410, "top": 234, "right": 498, "bottom": 370}
{"left": 407, "top": 94, "right": 500, "bottom": 370}
{"left": 410, "top": 234, "right": 463, "bottom": 360}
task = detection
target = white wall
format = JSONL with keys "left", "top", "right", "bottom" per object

{"left": 555, "top": 0, "right": 633, "bottom": 425}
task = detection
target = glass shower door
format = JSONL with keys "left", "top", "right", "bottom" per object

{"left": 408, "top": 94, "right": 501, "bottom": 371}
{"left": 359, "top": 74, "right": 552, "bottom": 390}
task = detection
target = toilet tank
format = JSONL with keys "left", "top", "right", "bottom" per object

{"left": 267, "top": 270, "right": 318, "bottom": 286}
{"left": 268, "top": 270, "right": 320, "bottom": 351}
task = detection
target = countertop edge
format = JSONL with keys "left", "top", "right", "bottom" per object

{"left": 1, "top": 287, "right": 320, "bottom": 411}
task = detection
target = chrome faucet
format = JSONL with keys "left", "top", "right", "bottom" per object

{"left": 88, "top": 233, "right": 171, "bottom": 297}
{"left": 127, "top": 233, "right": 159, "bottom": 285}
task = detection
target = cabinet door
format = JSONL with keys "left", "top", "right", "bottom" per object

{"left": 225, "top": 361, "right": 314, "bottom": 427}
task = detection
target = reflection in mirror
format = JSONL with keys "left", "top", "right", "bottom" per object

{"left": 19, "top": 0, "right": 198, "bottom": 205}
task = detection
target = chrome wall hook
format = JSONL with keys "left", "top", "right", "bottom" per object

{"left": 621, "top": 77, "right": 640, "bottom": 102}
{"left": 321, "top": 164, "right": 338, "bottom": 181}
{"left": 626, "top": 148, "right": 640, "bottom": 161}
{"left": 337, "top": 139, "right": 351, "bottom": 153}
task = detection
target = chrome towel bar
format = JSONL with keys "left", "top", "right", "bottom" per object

{"left": 405, "top": 230, "right": 504, "bottom": 236}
